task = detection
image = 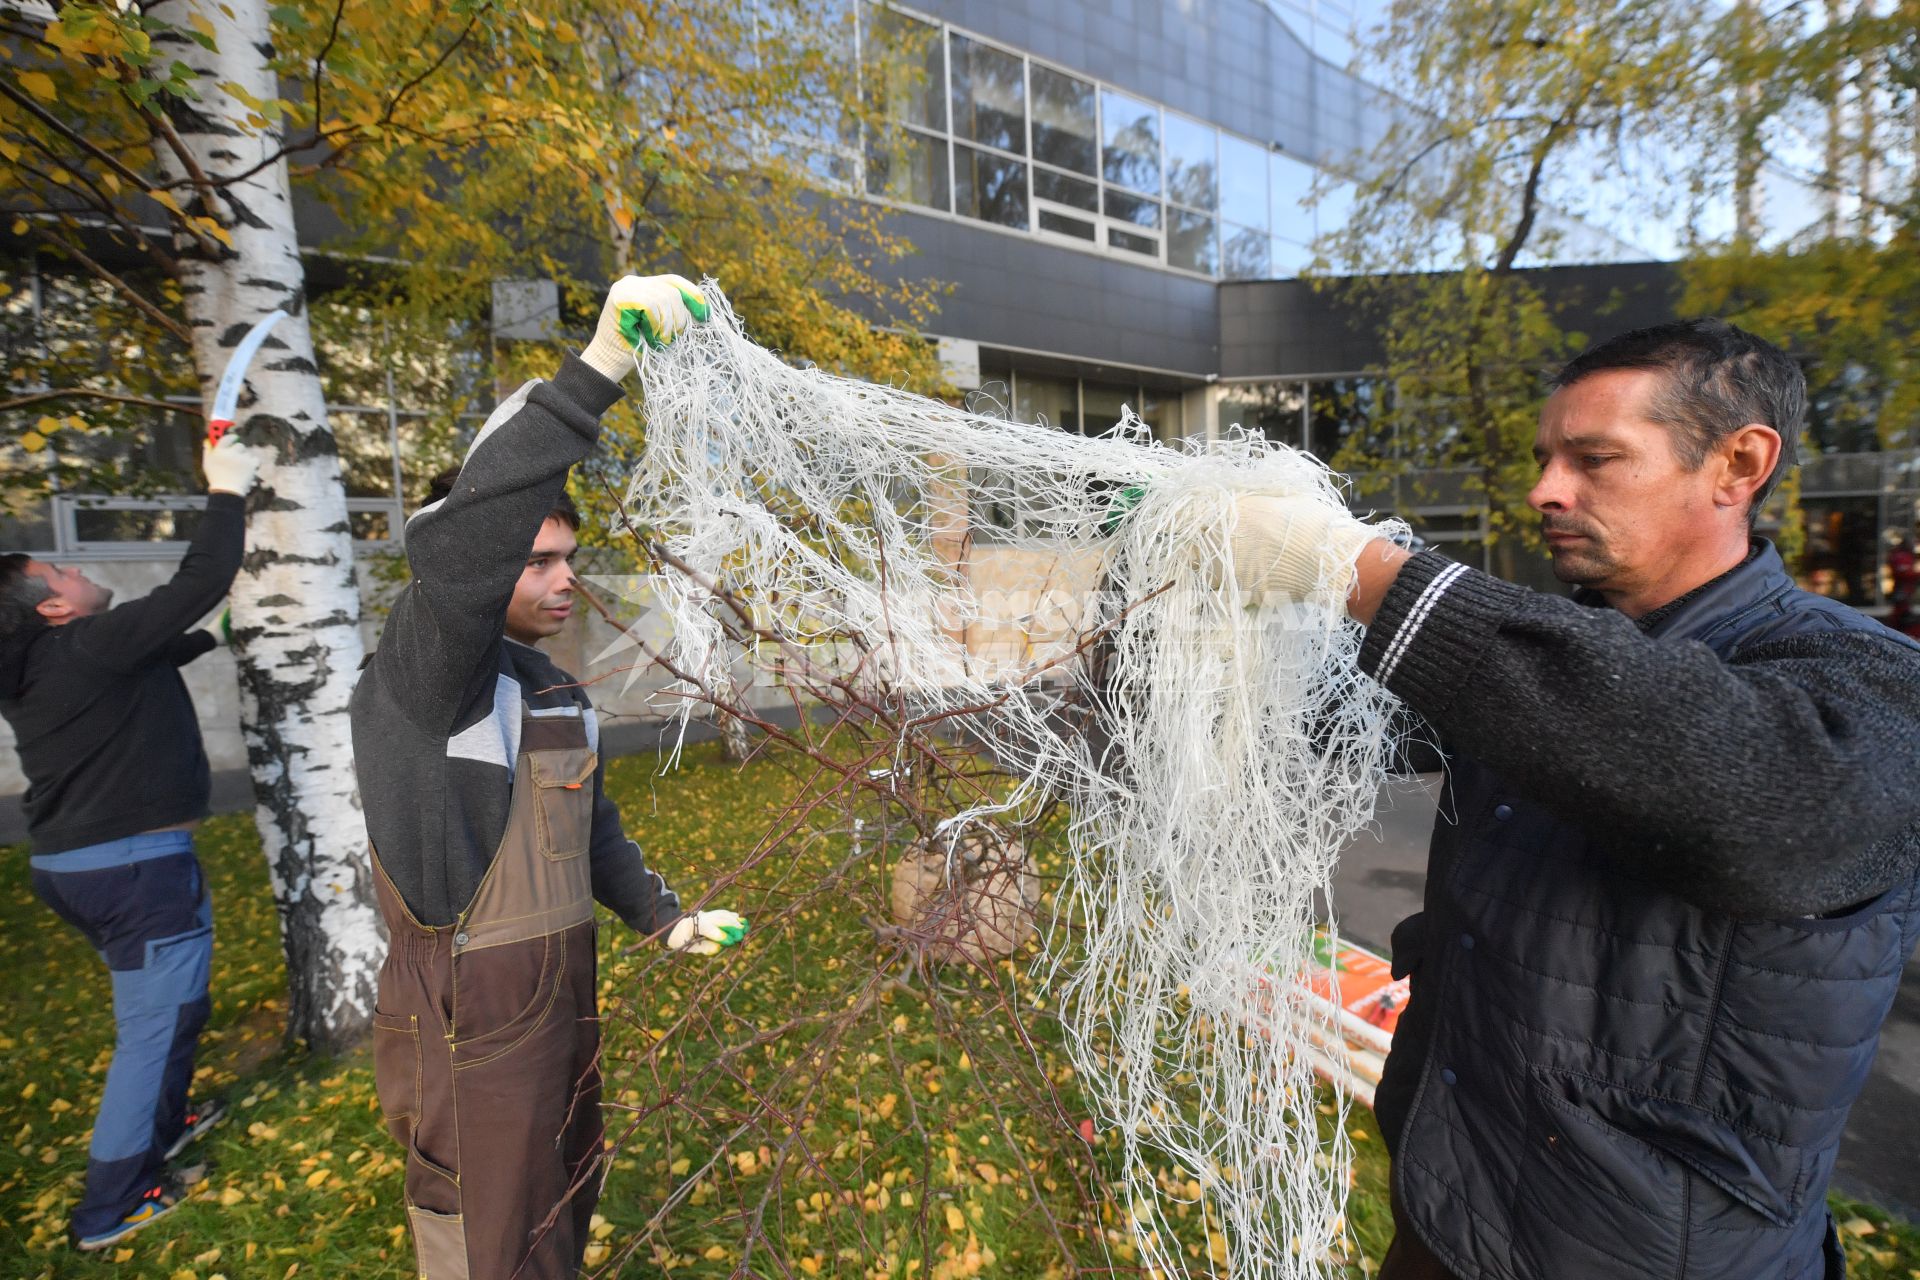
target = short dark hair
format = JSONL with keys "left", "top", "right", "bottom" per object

{"left": 0, "top": 553, "right": 51, "bottom": 638}
{"left": 1549, "top": 318, "right": 1803, "bottom": 524}
{"left": 425, "top": 464, "right": 579, "bottom": 531}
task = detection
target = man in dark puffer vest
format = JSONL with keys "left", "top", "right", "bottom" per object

{"left": 1219, "top": 319, "right": 1920, "bottom": 1280}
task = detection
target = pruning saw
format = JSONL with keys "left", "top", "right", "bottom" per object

{"left": 207, "top": 308, "right": 289, "bottom": 445}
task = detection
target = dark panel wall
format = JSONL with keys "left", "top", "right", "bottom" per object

{"left": 883, "top": 208, "right": 1220, "bottom": 375}
{"left": 1219, "top": 261, "right": 1686, "bottom": 379}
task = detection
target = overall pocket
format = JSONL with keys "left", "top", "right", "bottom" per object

{"left": 451, "top": 931, "right": 566, "bottom": 1067}
{"left": 371, "top": 1009, "right": 421, "bottom": 1147}
{"left": 529, "top": 748, "right": 597, "bottom": 860}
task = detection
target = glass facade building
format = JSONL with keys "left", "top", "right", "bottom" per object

{"left": 4, "top": 0, "right": 1911, "bottom": 612}
{"left": 858, "top": 3, "right": 1359, "bottom": 281}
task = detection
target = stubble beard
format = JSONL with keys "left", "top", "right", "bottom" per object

{"left": 1546, "top": 537, "right": 1619, "bottom": 587}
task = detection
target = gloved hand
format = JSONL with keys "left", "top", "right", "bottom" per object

{"left": 1224, "top": 492, "right": 1379, "bottom": 609}
{"left": 581, "top": 273, "right": 711, "bottom": 380}
{"left": 202, "top": 432, "right": 258, "bottom": 495}
{"left": 666, "top": 909, "right": 749, "bottom": 956}
{"left": 197, "top": 604, "right": 232, "bottom": 647}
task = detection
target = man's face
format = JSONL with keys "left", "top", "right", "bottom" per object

{"left": 1528, "top": 369, "right": 1721, "bottom": 595}
{"left": 24, "top": 561, "right": 114, "bottom": 624}
{"left": 504, "top": 518, "right": 578, "bottom": 645}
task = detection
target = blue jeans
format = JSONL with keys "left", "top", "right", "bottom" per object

{"left": 31, "top": 832, "right": 212, "bottom": 1238}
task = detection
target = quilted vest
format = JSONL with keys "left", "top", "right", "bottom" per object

{"left": 1380, "top": 543, "right": 1920, "bottom": 1280}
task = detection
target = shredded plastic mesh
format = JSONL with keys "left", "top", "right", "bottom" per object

{"left": 625, "top": 285, "right": 1407, "bottom": 1278}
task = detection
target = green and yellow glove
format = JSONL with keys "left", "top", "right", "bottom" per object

{"left": 666, "top": 909, "right": 749, "bottom": 957}
{"left": 581, "top": 273, "right": 711, "bottom": 380}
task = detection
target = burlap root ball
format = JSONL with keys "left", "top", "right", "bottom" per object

{"left": 888, "top": 827, "right": 1040, "bottom": 964}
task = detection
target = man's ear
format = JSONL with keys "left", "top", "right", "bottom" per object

{"left": 1716, "top": 423, "right": 1781, "bottom": 511}
{"left": 36, "top": 595, "right": 72, "bottom": 623}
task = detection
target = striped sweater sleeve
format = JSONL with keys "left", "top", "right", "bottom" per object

{"left": 1355, "top": 550, "right": 1920, "bottom": 918}
{"left": 1358, "top": 551, "right": 1524, "bottom": 715}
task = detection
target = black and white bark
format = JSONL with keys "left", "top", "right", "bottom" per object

{"left": 151, "top": 0, "right": 383, "bottom": 1054}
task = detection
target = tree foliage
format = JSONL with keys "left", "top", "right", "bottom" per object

{"left": 1329, "top": 0, "right": 1918, "bottom": 576}
{"left": 3, "top": 0, "right": 945, "bottom": 530}
{"left": 1323, "top": 0, "right": 1717, "bottom": 574}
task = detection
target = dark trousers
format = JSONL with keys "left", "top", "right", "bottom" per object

{"left": 31, "top": 839, "right": 212, "bottom": 1238}
{"left": 373, "top": 917, "right": 605, "bottom": 1279}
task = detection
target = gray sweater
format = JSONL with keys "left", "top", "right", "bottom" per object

{"left": 349, "top": 356, "right": 680, "bottom": 933}
{"left": 1358, "top": 550, "right": 1920, "bottom": 919}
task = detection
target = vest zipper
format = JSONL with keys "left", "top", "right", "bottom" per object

{"left": 1686, "top": 921, "right": 1735, "bottom": 1103}
{"left": 1676, "top": 923, "right": 1734, "bottom": 1280}
{"left": 1675, "top": 1171, "right": 1693, "bottom": 1280}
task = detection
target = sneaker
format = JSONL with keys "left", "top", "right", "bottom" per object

{"left": 74, "top": 1179, "right": 182, "bottom": 1251}
{"left": 163, "top": 1098, "right": 228, "bottom": 1161}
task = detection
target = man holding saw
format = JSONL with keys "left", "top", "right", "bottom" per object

{"left": 0, "top": 308, "right": 279, "bottom": 1249}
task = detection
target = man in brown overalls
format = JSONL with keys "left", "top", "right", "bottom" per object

{"left": 350, "top": 276, "right": 746, "bottom": 1279}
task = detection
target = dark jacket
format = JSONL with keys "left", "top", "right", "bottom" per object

{"left": 1361, "top": 544, "right": 1920, "bottom": 1280}
{"left": 1, "top": 494, "right": 241, "bottom": 855}
{"left": 348, "top": 357, "right": 680, "bottom": 936}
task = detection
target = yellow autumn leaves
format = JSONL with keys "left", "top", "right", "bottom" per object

{"left": 15, "top": 416, "right": 89, "bottom": 455}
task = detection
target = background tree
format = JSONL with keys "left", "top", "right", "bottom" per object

{"left": 1323, "top": 0, "right": 1713, "bottom": 578}
{"left": 1331, "top": 0, "right": 1919, "bottom": 579}
{"left": 1679, "top": 0, "right": 1920, "bottom": 570}
{"left": 2, "top": 0, "right": 948, "bottom": 1047}
{"left": 2, "top": 0, "right": 412, "bottom": 1052}
{"left": 311, "top": 0, "right": 947, "bottom": 755}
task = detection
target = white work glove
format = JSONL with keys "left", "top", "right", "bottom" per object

{"left": 665, "top": 909, "right": 749, "bottom": 956}
{"left": 580, "top": 273, "right": 711, "bottom": 381}
{"left": 1224, "top": 493, "right": 1379, "bottom": 609}
{"left": 202, "top": 432, "right": 258, "bottom": 495}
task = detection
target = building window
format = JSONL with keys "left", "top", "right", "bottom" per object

{"left": 954, "top": 143, "right": 1028, "bottom": 228}
{"left": 1219, "top": 382, "right": 1308, "bottom": 446}
{"left": 863, "top": 6, "right": 946, "bottom": 132}
{"left": 948, "top": 33, "right": 1025, "bottom": 155}
{"left": 860, "top": 5, "right": 949, "bottom": 215}
{"left": 1033, "top": 167, "right": 1099, "bottom": 241}
{"left": 1080, "top": 380, "right": 1136, "bottom": 438}
{"left": 1100, "top": 88, "right": 1161, "bottom": 196}
{"left": 850, "top": 5, "right": 1361, "bottom": 280}
{"left": 1163, "top": 112, "right": 1217, "bottom": 212}
{"left": 1013, "top": 372, "right": 1080, "bottom": 434}
{"left": 1219, "top": 132, "right": 1271, "bottom": 280}
{"left": 1168, "top": 208, "right": 1220, "bottom": 275}
{"left": 1270, "top": 150, "right": 1318, "bottom": 244}
{"left": 1139, "top": 389, "right": 1184, "bottom": 439}
{"left": 866, "top": 127, "right": 951, "bottom": 209}
{"left": 1223, "top": 226, "right": 1271, "bottom": 279}
{"left": 1100, "top": 87, "right": 1165, "bottom": 259}
{"left": 1030, "top": 64, "right": 1097, "bottom": 174}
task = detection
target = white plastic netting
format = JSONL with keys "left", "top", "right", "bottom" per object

{"left": 623, "top": 285, "right": 1406, "bottom": 1278}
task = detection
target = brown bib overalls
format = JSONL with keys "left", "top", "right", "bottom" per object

{"left": 370, "top": 709, "right": 604, "bottom": 1279}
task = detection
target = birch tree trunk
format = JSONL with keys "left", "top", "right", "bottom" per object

{"left": 151, "top": 0, "right": 384, "bottom": 1054}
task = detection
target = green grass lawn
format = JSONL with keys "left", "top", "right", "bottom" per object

{"left": 1, "top": 740, "right": 1914, "bottom": 1279}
